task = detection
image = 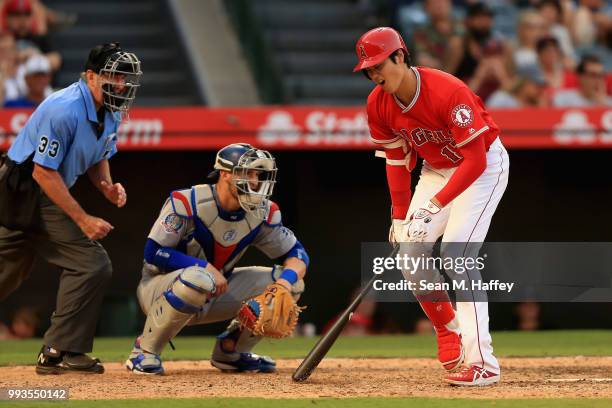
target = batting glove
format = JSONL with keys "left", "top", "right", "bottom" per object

{"left": 389, "top": 219, "right": 405, "bottom": 244}
{"left": 405, "top": 200, "right": 441, "bottom": 242}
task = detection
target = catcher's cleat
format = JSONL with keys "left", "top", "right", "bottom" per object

{"left": 436, "top": 330, "right": 465, "bottom": 372}
{"left": 125, "top": 336, "right": 164, "bottom": 375}
{"left": 36, "top": 345, "right": 104, "bottom": 375}
{"left": 445, "top": 365, "right": 500, "bottom": 386}
{"left": 211, "top": 352, "right": 276, "bottom": 373}
{"left": 125, "top": 352, "right": 164, "bottom": 375}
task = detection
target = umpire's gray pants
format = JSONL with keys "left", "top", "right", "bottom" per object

{"left": 0, "top": 196, "right": 112, "bottom": 353}
{"left": 137, "top": 266, "right": 304, "bottom": 326}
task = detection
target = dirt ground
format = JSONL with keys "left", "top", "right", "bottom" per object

{"left": 1, "top": 357, "right": 611, "bottom": 400}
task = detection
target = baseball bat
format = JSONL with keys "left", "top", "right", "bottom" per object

{"left": 292, "top": 244, "right": 399, "bottom": 382}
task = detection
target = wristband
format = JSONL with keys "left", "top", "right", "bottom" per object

{"left": 424, "top": 200, "right": 441, "bottom": 214}
{"left": 279, "top": 268, "right": 298, "bottom": 285}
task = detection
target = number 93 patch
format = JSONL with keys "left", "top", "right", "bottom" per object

{"left": 162, "top": 214, "right": 184, "bottom": 234}
{"left": 451, "top": 104, "right": 473, "bottom": 128}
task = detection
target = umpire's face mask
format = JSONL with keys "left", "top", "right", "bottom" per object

{"left": 99, "top": 52, "right": 142, "bottom": 120}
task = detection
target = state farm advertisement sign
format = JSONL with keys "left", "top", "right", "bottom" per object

{"left": 495, "top": 108, "right": 612, "bottom": 148}
{"left": 1, "top": 106, "right": 611, "bottom": 150}
{"left": 257, "top": 109, "right": 370, "bottom": 147}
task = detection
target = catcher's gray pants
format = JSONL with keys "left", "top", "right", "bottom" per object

{"left": 0, "top": 196, "right": 112, "bottom": 353}
{"left": 137, "top": 266, "right": 303, "bottom": 326}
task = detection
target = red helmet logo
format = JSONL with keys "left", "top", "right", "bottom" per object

{"left": 353, "top": 27, "right": 408, "bottom": 72}
{"left": 359, "top": 44, "right": 368, "bottom": 60}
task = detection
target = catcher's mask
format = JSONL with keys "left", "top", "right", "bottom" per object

{"left": 85, "top": 42, "right": 142, "bottom": 119}
{"left": 213, "top": 143, "right": 277, "bottom": 220}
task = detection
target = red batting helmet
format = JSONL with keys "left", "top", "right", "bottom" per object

{"left": 353, "top": 27, "right": 408, "bottom": 72}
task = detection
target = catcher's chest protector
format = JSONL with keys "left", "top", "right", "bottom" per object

{"left": 170, "top": 185, "right": 267, "bottom": 273}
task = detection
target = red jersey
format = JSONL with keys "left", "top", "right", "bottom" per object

{"left": 367, "top": 67, "right": 499, "bottom": 170}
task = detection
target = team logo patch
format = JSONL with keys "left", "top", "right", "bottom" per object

{"left": 162, "top": 214, "right": 183, "bottom": 234}
{"left": 451, "top": 104, "right": 473, "bottom": 128}
{"left": 359, "top": 44, "right": 368, "bottom": 60}
{"left": 223, "top": 229, "right": 237, "bottom": 242}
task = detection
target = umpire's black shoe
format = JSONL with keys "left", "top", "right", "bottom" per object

{"left": 36, "top": 345, "right": 104, "bottom": 375}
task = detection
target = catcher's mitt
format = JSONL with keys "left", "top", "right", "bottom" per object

{"left": 238, "top": 282, "right": 304, "bottom": 338}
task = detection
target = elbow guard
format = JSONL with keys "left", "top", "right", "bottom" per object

{"left": 375, "top": 138, "right": 414, "bottom": 170}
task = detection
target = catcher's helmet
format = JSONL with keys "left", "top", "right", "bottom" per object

{"left": 85, "top": 42, "right": 142, "bottom": 118}
{"left": 213, "top": 143, "right": 255, "bottom": 171}
{"left": 212, "top": 143, "right": 277, "bottom": 220}
{"left": 353, "top": 27, "right": 408, "bottom": 72}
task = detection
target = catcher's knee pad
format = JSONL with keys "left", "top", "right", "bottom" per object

{"left": 170, "top": 265, "right": 216, "bottom": 310}
{"left": 140, "top": 266, "right": 215, "bottom": 355}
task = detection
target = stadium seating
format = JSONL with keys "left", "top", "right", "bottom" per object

{"left": 46, "top": 0, "right": 202, "bottom": 105}
{"left": 251, "top": 0, "right": 374, "bottom": 105}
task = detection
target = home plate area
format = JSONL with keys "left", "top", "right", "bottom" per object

{"left": 1, "top": 357, "right": 611, "bottom": 400}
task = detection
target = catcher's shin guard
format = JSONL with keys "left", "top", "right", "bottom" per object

{"left": 140, "top": 266, "right": 215, "bottom": 355}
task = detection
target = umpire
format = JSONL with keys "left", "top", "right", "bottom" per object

{"left": 0, "top": 43, "right": 142, "bottom": 374}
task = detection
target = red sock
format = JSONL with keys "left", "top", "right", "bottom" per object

{"left": 416, "top": 290, "right": 455, "bottom": 329}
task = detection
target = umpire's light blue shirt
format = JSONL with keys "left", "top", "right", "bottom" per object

{"left": 8, "top": 79, "right": 120, "bottom": 189}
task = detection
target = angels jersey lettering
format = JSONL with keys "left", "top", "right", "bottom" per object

{"left": 367, "top": 67, "right": 499, "bottom": 169}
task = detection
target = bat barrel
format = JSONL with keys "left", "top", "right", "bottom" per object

{"left": 292, "top": 245, "right": 398, "bottom": 382}
{"left": 291, "top": 270, "right": 380, "bottom": 381}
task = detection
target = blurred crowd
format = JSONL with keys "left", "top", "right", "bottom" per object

{"left": 394, "top": 0, "right": 612, "bottom": 108}
{"left": 0, "top": 0, "right": 75, "bottom": 108}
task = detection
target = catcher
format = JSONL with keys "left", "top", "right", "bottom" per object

{"left": 125, "top": 143, "right": 308, "bottom": 375}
